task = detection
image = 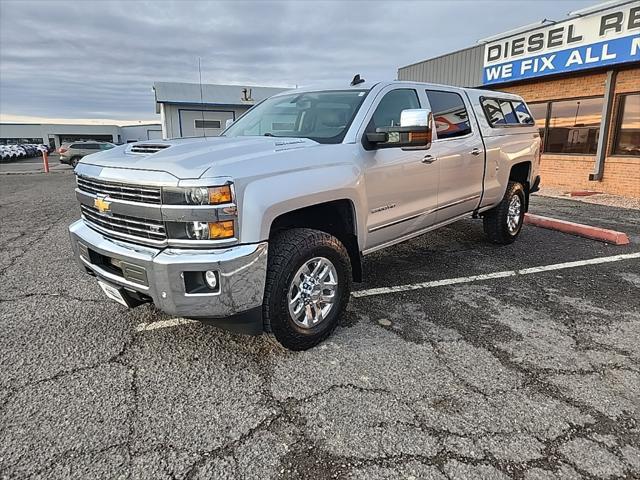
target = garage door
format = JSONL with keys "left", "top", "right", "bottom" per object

{"left": 179, "top": 110, "right": 234, "bottom": 137}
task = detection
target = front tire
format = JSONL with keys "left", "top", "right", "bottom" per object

{"left": 263, "top": 228, "right": 352, "bottom": 351}
{"left": 483, "top": 181, "right": 526, "bottom": 245}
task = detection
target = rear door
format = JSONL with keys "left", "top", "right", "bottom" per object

{"left": 424, "top": 88, "right": 485, "bottom": 222}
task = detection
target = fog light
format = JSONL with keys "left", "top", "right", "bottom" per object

{"left": 185, "top": 221, "right": 210, "bottom": 240}
{"left": 204, "top": 270, "right": 218, "bottom": 289}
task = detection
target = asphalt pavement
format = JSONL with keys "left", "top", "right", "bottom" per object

{"left": 0, "top": 154, "right": 71, "bottom": 175}
{"left": 1, "top": 171, "right": 639, "bottom": 479}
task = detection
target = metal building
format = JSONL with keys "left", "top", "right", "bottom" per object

{"left": 399, "top": 45, "right": 484, "bottom": 87}
{"left": 397, "top": 0, "right": 640, "bottom": 198}
{"left": 153, "top": 82, "right": 286, "bottom": 139}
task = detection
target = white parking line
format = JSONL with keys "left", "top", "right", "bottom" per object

{"left": 134, "top": 252, "right": 640, "bottom": 331}
{"left": 352, "top": 251, "right": 640, "bottom": 298}
{"left": 136, "top": 318, "right": 198, "bottom": 332}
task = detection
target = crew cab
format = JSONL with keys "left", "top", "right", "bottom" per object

{"left": 69, "top": 79, "right": 541, "bottom": 350}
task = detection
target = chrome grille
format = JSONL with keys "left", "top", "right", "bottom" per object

{"left": 77, "top": 176, "right": 161, "bottom": 204}
{"left": 80, "top": 205, "right": 167, "bottom": 243}
{"left": 129, "top": 144, "right": 170, "bottom": 154}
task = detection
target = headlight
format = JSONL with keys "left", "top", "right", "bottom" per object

{"left": 167, "top": 220, "right": 235, "bottom": 240}
{"left": 162, "top": 185, "right": 233, "bottom": 205}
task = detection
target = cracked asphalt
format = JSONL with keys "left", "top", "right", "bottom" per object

{"left": 1, "top": 171, "right": 639, "bottom": 480}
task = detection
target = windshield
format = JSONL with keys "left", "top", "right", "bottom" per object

{"left": 223, "top": 90, "right": 368, "bottom": 144}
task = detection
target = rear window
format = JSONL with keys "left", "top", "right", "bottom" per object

{"left": 482, "top": 97, "right": 534, "bottom": 127}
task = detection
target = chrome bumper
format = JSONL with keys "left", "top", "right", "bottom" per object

{"left": 69, "top": 220, "right": 268, "bottom": 321}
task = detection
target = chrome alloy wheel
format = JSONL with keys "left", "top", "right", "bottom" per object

{"left": 287, "top": 256, "right": 338, "bottom": 329}
{"left": 507, "top": 194, "right": 522, "bottom": 234}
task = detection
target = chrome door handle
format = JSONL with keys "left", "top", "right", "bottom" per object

{"left": 470, "top": 148, "right": 481, "bottom": 156}
{"left": 422, "top": 154, "right": 438, "bottom": 164}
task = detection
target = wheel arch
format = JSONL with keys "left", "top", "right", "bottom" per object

{"left": 509, "top": 161, "right": 532, "bottom": 211}
{"left": 268, "top": 199, "right": 363, "bottom": 282}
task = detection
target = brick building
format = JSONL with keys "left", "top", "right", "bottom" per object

{"left": 398, "top": 1, "right": 639, "bottom": 197}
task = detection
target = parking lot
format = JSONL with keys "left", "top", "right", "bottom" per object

{"left": 0, "top": 154, "right": 71, "bottom": 175}
{"left": 1, "top": 171, "right": 639, "bottom": 479}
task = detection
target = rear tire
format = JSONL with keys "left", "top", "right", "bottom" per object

{"left": 483, "top": 181, "right": 526, "bottom": 245}
{"left": 263, "top": 228, "right": 352, "bottom": 351}
{"left": 71, "top": 157, "right": 81, "bottom": 167}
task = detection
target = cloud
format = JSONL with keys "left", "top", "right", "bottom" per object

{"left": 0, "top": 0, "right": 594, "bottom": 121}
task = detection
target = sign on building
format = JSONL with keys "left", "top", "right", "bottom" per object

{"left": 483, "top": 2, "right": 640, "bottom": 85}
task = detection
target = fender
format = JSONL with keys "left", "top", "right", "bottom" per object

{"left": 238, "top": 163, "right": 367, "bottom": 247}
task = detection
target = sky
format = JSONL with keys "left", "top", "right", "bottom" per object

{"left": 0, "top": 0, "right": 599, "bottom": 124}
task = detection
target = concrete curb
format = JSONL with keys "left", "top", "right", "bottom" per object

{"left": 524, "top": 213, "right": 630, "bottom": 245}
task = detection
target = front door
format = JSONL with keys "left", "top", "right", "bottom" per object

{"left": 362, "top": 87, "right": 439, "bottom": 251}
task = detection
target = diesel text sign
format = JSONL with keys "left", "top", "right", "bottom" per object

{"left": 483, "top": 2, "right": 640, "bottom": 85}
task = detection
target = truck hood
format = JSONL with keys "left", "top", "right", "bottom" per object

{"left": 80, "top": 136, "right": 320, "bottom": 179}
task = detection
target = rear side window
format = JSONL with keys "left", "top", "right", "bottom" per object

{"left": 482, "top": 97, "right": 534, "bottom": 127}
{"left": 425, "top": 90, "right": 472, "bottom": 139}
{"left": 482, "top": 98, "right": 506, "bottom": 125}
{"left": 500, "top": 100, "right": 517, "bottom": 124}
{"left": 512, "top": 101, "right": 534, "bottom": 124}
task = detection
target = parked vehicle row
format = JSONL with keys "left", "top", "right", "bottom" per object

{"left": 0, "top": 144, "right": 49, "bottom": 162}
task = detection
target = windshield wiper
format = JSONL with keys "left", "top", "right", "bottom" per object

{"left": 263, "top": 132, "right": 275, "bottom": 137}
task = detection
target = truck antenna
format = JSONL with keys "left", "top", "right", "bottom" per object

{"left": 350, "top": 74, "right": 365, "bottom": 86}
{"left": 198, "top": 57, "right": 206, "bottom": 139}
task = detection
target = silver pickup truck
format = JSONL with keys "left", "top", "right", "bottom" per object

{"left": 69, "top": 79, "right": 541, "bottom": 350}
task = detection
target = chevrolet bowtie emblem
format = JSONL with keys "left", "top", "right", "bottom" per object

{"left": 94, "top": 196, "right": 112, "bottom": 214}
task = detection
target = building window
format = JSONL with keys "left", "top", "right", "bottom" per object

{"left": 613, "top": 93, "right": 640, "bottom": 156}
{"left": 527, "top": 102, "right": 548, "bottom": 141}
{"left": 545, "top": 97, "right": 603, "bottom": 155}
{"left": 194, "top": 119, "right": 221, "bottom": 129}
{"left": 425, "top": 90, "right": 471, "bottom": 139}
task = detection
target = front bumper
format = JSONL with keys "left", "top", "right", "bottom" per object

{"left": 69, "top": 220, "right": 268, "bottom": 333}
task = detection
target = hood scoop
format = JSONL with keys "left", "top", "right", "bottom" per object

{"left": 128, "top": 143, "right": 170, "bottom": 155}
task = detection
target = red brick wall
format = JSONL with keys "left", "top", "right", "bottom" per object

{"left": 496, "top": 67, "right": 640, "bottom": 198}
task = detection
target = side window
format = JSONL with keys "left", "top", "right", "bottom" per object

{"left": 482, "top": 98, "right": 506, "bottom": 125}
{"left": 368, "top": 89, "right": 420, "bottom": 131}
{"left": 512, "top": 101, "right": 534, "bottom": 125}
{"left": 483, "top": 97, "right": 533, "bottom": 126}
{"left": 425, "top": 90, "right": 471, "bottom": 139}
{"left": 499, "top": 100, "right": 517, "bottom": 124}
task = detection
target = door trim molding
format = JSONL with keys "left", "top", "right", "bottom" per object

{"left": 367, "top": 194, "right": 480, "bottom": 234}
{"left": 433, "top": 194, "right": 481, "bottom": 213}
{"left": 368, "top": 209, "right": 435, "bottom": 233}
{"left": 363, "top": 211, "right": 474, "bottom": 255}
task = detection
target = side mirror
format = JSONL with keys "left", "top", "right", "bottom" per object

{"left": 225, "top": 118, "right": 234, "bottom": 129}
{"left": 366, "top": 109, "right": 433, "bottom": 150}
